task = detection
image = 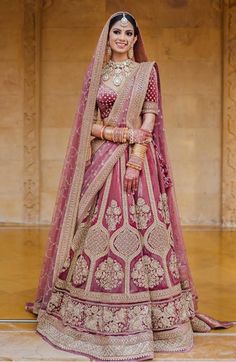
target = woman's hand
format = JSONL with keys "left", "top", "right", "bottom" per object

{"left": 124, "top": 167, "right": 140, "bottom": 194}
{"left": 129, "top": 128, "right": 152, "bottom": 144}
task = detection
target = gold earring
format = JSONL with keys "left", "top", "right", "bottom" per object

{"left": 106, "top": 44, "right": 112, "bottom": 62}
{"left": 128, "top": 46, "right": 134, "bottom": 60}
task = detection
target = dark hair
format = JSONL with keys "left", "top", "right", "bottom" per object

{"left": 108, "top": 13, "right": 139, "bottom": 36}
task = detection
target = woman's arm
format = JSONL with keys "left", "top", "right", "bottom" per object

{"left": 124, "top": 66, "right": 158, "bottom": 193}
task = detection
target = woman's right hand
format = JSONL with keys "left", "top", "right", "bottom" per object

{"left": 129, "top": 128, "right": 152, "bottom": 144}
{"left": 124, "top": 166, "right": 140, "bottom": 194}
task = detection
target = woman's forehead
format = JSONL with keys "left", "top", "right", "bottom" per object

{"left": 110, "top": 19, "right": 134, "bottom": 31}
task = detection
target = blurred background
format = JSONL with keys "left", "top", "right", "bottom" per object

{"left": 1, "top": 0, "right": 235, "bottom": 228}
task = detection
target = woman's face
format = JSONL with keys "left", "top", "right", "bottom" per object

{"left": 108, "top": 20, "right": 137, "bottom": 56}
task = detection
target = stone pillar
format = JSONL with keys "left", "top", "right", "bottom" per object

{"left": 23, "top": 0, "right": 41, "bottom": 223}
{"left": 222, "top": 0, "right": 236, "bottom": 227}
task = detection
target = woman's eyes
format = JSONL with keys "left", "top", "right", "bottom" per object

{"left": 113, "top": 30, "right": 133, "bottom": 36}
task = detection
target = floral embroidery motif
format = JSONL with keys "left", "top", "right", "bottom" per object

{"left": 128, "top": 305, "right": 151, "bottom": 330}
{"left": 158, "top": 193, "right": 170, "bottom": 224}
{"left": 131, "top": 255, "right": 164, "bottom": 288}
{"left": 152, "top": 292, "right": 194, "bottom": 329}
{"left": 130, "top": 198, "right": 151, "bottom": 229}
{"left": 47, "top": 292, "right": 63, "bottom": 313}
{"left": 168, "top": 251, "right": 180, "bottom": 279}
{"left": 105, "top": 200, "right": 122, "bottom": 231}
{"left": 46, "top": 291, "right": 194, "bottom": 333}
{"left": 95, "top": 257, "right": 124, "bottom": 290}
{"left": 72, "top": 255, "right": 89, "bottom": 286}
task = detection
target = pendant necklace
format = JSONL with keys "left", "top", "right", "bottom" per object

{"left": 102, "top": 59, "right": 135, "bottom": 87}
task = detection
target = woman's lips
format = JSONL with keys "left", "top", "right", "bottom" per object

{"left": 116, "top": 42, "right": 127, "bottom": 49}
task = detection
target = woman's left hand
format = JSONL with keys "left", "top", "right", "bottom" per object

{"left": 124, "top": 167, "right": 140, "bottom": 194}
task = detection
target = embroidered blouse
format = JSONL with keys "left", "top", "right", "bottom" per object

{"left": 96, "top": 65, "right": 158, "bottom": 120}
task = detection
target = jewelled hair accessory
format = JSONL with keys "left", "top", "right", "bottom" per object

{"left": 120, "top": 12, "right": 128, "bottom": 27}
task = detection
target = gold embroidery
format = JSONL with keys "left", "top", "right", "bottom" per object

{"left": 60, "top": 254, "right": 71, "bottom": 273}
{"left": 91, "top": 204, "right": 98, "bottom": 222}
{"left": 72, "top": 255, "right": 89, "bottom": 286}
{"left": 130, "top": 197, "right": 151, "bottom": 229}
{"left": 191, "top": 316, "right": 211, "bottom": 332}
{"left": 146, "top": 221, "right": 171, "bottom": 257}
{"left": 37, "top": 311, "right": 193, "bottom": 360}
{"left": 105, "top": 200, "right": 122, "bottom": 231}
{"left": 126, "top": 62, "right": 155, "bottom": 129}
{"left": 153, "top": 321, "right": 193, "bottom": 352}
{"left": 152, "top": 292, "right": 194, "bottom": 330}
{"left": 84, "top": 226, "right": 109, "bottom": 256}
{"left": 141, "top": 100, "right": 158, "bottom": 115}
{"left": 46, "top": 291, "right": 63, "bottom": 313}
{"left": 131, "top": 256, "right": 164, "bottom": 288}
{"left": 169, "top": 250, "right": 180, "bottom": 279}
{"left": 158, "top": 193, "right": 170, "bottom": 224}
{"left": 43, "top": 290, "right": 194, "bottom": 333}
{"left": 55, "top": 277, "right": 183, "bottom": 302}
{"left": 113, "top": 229, "right": 140, "bottom": 258}
{"left": 37, "top": 312, "right": 154, "bottom": 361}
{"left": 95, "top": 257, "right": 124, "bottom": 290}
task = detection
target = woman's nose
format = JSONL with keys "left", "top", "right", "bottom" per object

{"left": 118, "top": 32, "right": 125, "bottom": 41}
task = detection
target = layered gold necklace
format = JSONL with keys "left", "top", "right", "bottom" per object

{"left": 102, "top": 59, "right": 135, "bottom": 87}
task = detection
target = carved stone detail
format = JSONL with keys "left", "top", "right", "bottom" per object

{"left": 222, "top": 1, "right": 236, "bottom": 227}
{"left": 23, "top": 0, "right": 41, "bottom": 223}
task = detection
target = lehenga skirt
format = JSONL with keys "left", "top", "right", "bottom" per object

{"left": 36, "top": 142, "right": 195, "bottom": 361}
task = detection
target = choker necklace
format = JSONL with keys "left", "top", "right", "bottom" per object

{"left": 102, "top": 59, "right": 135, "bottom": 87}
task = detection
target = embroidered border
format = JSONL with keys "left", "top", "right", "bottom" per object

{"left": 141, "top": 100, "right": 158, "bottom": 115}
{"left": 37, "top": 312, "right": 193, "bottom": 360}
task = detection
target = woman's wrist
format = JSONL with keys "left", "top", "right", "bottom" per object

{"left": 126, "top": 143, "right": 148, "bottom": 171}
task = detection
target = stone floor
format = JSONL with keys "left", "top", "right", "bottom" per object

{"left": 0, "top": 329, "right": 236, "bottom": 361}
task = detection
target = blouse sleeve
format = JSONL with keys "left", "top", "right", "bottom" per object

{"left": 141, "top": 66, "right": 158, "bottom": 115}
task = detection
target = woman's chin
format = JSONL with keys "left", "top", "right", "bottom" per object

{"left": 112, "top": 48, "right": 129, "bottom": 55}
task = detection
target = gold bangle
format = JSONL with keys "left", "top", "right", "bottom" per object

{"left": 123, "top": 127, "right": 129, "bottom": 143}
{"left": 127, "top": 163, "right": 142, "bottom": 170}
{"left": 128, "top": 128, "right": 135, "bottom": 144}
{"left": 133, "top": 143, "right": 148, "bottom": 152}
{"left": 100, "top": 126, "right": 106, "bottom": 140}
{"left": 132, "top": 143, "right": 148, "bottom": 158}
{"left": 126, "top": 162, "right": 142, "bottom": 171}
{"left": 103, "top": 126, "right": 114, "bottom": 141}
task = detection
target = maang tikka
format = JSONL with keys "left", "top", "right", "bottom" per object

{"left": 120, "top": 12, "right": 128, "bottom": 27}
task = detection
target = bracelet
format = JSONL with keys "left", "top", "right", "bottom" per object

{"left": 100, "top": 126, "right": 106, "bottom": 140}
{"left": 113, "top": 127, "right": 129, "bottom": 143}
{"left": 123, "top": 127, "right": 129, "bottom": 143}
{"left": 128, "top": 128, "right": 135, "bottom": 144}
{"left": 103, "top": 126, "right": 114, "bottom": 142}
{"left": 128, "top": 154, "right": 143, "bottom": 167}
{"left": 126, "top": 162, "right": 142, "bottom": 171}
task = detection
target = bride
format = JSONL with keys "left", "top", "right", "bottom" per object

{"left": 26, "top": 11, "right": 234, "bottom": 361}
